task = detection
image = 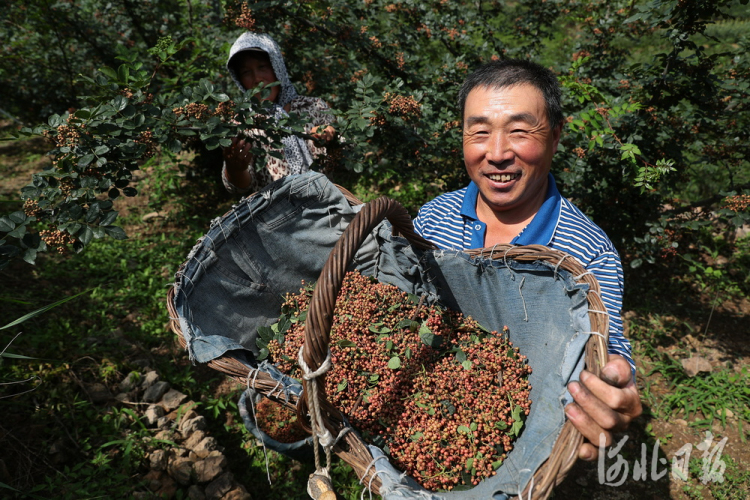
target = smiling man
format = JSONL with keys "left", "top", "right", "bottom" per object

{"left": 414, "top": 59, "right": 642, "bottom": 461}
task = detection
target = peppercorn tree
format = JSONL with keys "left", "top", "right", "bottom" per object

{"left": 2, "top": 0, "right": 749, "bottom": 302}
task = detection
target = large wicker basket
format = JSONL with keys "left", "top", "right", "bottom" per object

{"left": 166, "top": 185, "right": 608, "bottom": 499}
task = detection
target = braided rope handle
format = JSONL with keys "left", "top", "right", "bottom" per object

{"left": 296, "top": 197, "right": 434, "bottom": 433}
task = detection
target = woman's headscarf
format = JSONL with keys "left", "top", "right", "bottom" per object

{"left": 227, "top": 32, "right": 313, "bottom": 175}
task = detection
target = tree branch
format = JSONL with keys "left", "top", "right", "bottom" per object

{"left": 280, "top": 6, "right": 414, "bottom": 85}
{"left": 664, "top": 182, "right": 750, "bottom": 216}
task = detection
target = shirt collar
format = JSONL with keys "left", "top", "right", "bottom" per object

{"left": 460, "top": 181, "right": 481, "bottom": 220}
{"left": 460, "top": 173, "right": 562, "bottom": 246}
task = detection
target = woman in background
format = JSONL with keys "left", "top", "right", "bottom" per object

{"left": 222, "top": 32, "right": 336, "bottom": 194}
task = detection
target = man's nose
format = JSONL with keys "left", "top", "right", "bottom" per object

{"left": 486, "top": 133, "right": 511, "bottom": 163}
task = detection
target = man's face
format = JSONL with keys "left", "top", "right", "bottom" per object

{"left": 462, "top": 83, "right": 561, "bottom": 223}
{"left": 235, "top": 51, "right": 280, "bottom": 103}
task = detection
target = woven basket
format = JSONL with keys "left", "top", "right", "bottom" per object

{"left": 167, "top": 190, "right": 608, "bottom": 499}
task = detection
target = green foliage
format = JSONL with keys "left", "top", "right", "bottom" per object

{"left": 199, "top": 393, "right": 239, "bottom": 420}
{"left": 659, "top": 364, "right": 750, "bottom": 432}
{"left": 99, "top": 407, "right": 177, "bottom": 468}
{"left": 683, "top": 244, "right": 744, "bottom": 302}
{"left": 0, "top": 0, "right": 228, "bottom": 122}
{"left": 1, "top": 0, "right": 748, "bottom": 281}
{"left": 551, "top": 0, "right": 749, "bottom": 274}
{"left": 1, "top": 289, "right": 92, "bottom": 332}
{"left": 1, "top": 289, "right": 92, "bottom": 399}
{"left": 0, "top": 53, "right": 303, "bottom": 267}
{"left": 27, "top": 462, "right": 136, "bottom": 500}
{"left": 0, "top": 214, "right": 205, "bottom": 497}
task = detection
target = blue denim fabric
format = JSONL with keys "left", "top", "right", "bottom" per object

{"left": 172, "top": 171, "right": 593, "bottom": 498}
{"left": 173, "top": 172, "right": 368, "bottom": 363}
{"left": 238, "top": 388, "right": 315, "bottom": 462}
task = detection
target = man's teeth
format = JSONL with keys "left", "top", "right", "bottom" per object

{"left": 488, "top": 173, "right": 519, "bottom": 182}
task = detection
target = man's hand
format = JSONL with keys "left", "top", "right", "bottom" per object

{"left": 565, "top": 354, "right": 642, "bottom": 461}
{"left": 223, "top": 136, "right": 254, "bottom": 190}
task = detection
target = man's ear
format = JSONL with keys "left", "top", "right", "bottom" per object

{"left": 552, "top": 123, "right": 563, "bottom": 153}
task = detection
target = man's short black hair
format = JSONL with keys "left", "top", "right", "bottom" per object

{"left": 458, "top": 59, "right": 563, "bottom": 130}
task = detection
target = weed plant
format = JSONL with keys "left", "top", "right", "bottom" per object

{"left": 631, "top": 315, "right": 750, "bottom": 443}
{"left": 683, "top": 455, "right": 750, "bottom": 500}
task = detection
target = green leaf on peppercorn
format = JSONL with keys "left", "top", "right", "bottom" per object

{"left": 509, "top": 404, "right": 525, "bottom": 439}
{"left": 257, "top": 325, "right": 274, "bottom": 342}
{"left": 396, "top": 318, "right": 419, "bottom": 331}
{"left": 369, "top": 322, "right": 392, "bottom": 334}
{"left": 455, "top": 349, "right": 467, "bottom": 363}
{"left": 440, "top": 400, "right": 456, "bottom": 417}
{"left": 273, "top": 315, "right": 291, "bottom": 335}
{"left": 419, "top": 322, "right": 443, "bottom": 348}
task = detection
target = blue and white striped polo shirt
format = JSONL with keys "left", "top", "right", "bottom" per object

{"left": 413, "top": 174, "right": 634, "bottom": 375}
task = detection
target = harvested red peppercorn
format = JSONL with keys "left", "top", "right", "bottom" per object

{"left": 258, "top": 270, "right": 532, "bottom": 491}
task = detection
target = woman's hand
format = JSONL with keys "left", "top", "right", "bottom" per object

{"left": 565, "top": 354, "right": 642, "bottom": 461}
{"left": 311, "top": 125, "right": 336, "bottom": 143}
{"left": 223, "top": 137, "right": 254, "bottom": 190}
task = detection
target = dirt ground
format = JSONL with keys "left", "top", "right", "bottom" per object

{"left": 555, "top": 303, "right": 750, "bottom": 499}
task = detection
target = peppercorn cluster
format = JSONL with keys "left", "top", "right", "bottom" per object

{"left": 173, "top": 103, "right": 210, "bottom": 120}
{"left": 263, "top": 270, "right": 532, "bottom": 491}
{"left": 254, "top": 398, "right": 308, "bottom": 444}
{"left": 133, "top": 130, "right": 157, "bottom": 159}
{"left": 23, "top": 200, "right": 42, "bottom": 218}
{"left": 723, "top": 194, "right": 750, "bottom": 212}
{"left": 232, "top": 3, "right": 256, "bottom": 31}
{"left": 39, "top": 228, "right": 76, "bottom": 254}
{"left": 383, "top": 92, "right": 422, "bottom": 120}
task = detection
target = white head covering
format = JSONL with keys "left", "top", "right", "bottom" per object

{"left": 227, "top": 32, "right": 313, "bottom": 174}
